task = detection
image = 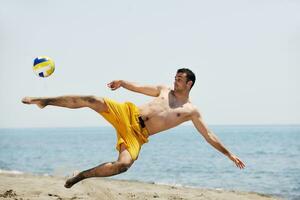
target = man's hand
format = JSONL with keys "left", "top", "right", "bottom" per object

{"left": 107, "top": 80, "right": 122, "bottom": 90}
{"left": 228, "top": 154, "right": 245, "bottom": 169}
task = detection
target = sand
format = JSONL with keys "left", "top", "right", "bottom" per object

{"left": 0, "top": 173, "right": 280, "bottom": 200}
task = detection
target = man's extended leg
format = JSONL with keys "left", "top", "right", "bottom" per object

{"left": 22, "top": 95, "right": 107, "bottom": 113}
{"left": 64, "top": 144, "right": 133, "bottom": 188}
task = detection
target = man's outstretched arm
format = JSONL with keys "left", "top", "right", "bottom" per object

{"left": 191, "top": 110, "right": 246, "bottom": 169}
{"left": 107, "top": 80, "right": 162, "bottom": 97}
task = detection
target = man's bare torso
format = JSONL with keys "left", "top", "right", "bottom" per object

{"left": 138, "top": 87, "right": 196, "bottom": 135}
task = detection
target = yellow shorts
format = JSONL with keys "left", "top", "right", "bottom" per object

{"left": 99, "top": 98, "right": 149, "bottom": 160}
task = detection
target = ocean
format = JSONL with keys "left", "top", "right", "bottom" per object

{"left": 0, "top": 125, "right": 299, "bottom": 200}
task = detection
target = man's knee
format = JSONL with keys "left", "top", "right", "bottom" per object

{"left": 82, "top": 95, "right": 102, "bottom": 104}
{"left": 116, "top": 161, "right": 133, "bottom": 174}
{"left": 82, "top": 95, "right": 97, "bottom": 104}
{"left": 84, "top": 96, "right": 108, "bottom": 112}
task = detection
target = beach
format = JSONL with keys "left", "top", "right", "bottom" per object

{"left": 0, "top": 173, "right": 280, "bottom": 200}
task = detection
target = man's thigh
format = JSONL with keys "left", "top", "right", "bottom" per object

{"left": 88, "top": 96, "right": 109, "bottom": 113}
{"left": 118, "top": 143, "right": 134, "bottom": 166}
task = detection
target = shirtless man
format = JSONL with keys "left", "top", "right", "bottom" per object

{"left": 22, "top": 68, "right": 245, "bottom": 188}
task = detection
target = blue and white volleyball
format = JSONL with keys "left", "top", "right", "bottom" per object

{"left": 33, "top": 56, "right": 55, "bottom": 77}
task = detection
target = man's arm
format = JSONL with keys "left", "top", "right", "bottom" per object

{"left": 191, "top": 110, "right": 245, "bottom": 169}
{"left": 107, "top": 80, "right": 162, "bottom": 97}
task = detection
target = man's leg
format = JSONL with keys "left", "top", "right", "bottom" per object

{"left": 64, "top": 143, "right": 134, "bottom": 188}
{"left": 22, "top": 95, "right": 107, "bottom": 113}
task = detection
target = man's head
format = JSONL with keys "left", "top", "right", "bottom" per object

{"left": 174, "top": 68, "right": 196, "bottom": 92}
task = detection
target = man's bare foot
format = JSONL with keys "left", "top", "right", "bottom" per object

{"left": 22, "top": 97, "right": 47, "bottom": 109}
{"left": 64, "top": 171, "right": 84, "bottom": 189}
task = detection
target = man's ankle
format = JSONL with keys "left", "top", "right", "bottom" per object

{"left": 78, "top": 171, "right": 87, "bottom": 180}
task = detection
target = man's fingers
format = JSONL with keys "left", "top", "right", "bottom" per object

{"left": 240, "top": 161, "right": 245, "bottom": 167}
{"left": 238, "top": 163, "right": 243, "bottom": 169}
{"left": 236, "top": 161, "right": 242, "bottom": 169}
{"left": 238, "top": 159, "right": 245, "bottom": 168}
{"left": 229, "top": 155, "right": 246, "bottom": 169}
{"left": 107, "top": 82, "right": 116, "bottom": 89}
{"left": 237, "top": 160, "right": 245, "bottom": 169}
{"left": 235, "top": 162, "right": 239, "bottom": 168}
{"left": 234, "top": 158, "right": 245, "bottom": 169}
{"left": 107, "top": 81, "right": 121, "bottom": 90}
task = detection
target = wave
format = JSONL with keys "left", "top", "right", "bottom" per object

{"left": 0, "top": 169, "right": 24, "bottom": 175}
{"left": 0, "top": 169, "right": 55, "bottom": 177}
{"left": 153, "top": 181, "right": 228, "bottom": 193}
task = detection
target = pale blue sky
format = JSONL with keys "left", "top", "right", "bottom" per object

{"left": 0, "top": 0, "right": 299, "bottom": 128}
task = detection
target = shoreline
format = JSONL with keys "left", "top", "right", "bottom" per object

{"left": 0, "top": 172, "right": 281, "bottom": 200}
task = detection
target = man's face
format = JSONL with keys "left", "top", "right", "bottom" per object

{"left": 174, "top": 72, "right": 189, "bottom": 91}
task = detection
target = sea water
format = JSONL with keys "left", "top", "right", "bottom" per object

{"left": 0, "top": 125, "right": 299, "bottom": 200}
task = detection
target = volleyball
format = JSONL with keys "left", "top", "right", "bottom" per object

{"left": 33, "top": 56, "right": 55, "bottom": 77}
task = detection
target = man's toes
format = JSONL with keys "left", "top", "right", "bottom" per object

{"left": 64, "top": 171, "right": 83, "bottom": 189}
{"left": 22, "top": 97, "right": 31, "bottom": 104}
{"left": 64, "top": 180, "right": 72, "bottom": 188}
{"left": 64, "top": 176, "right": 77, "bottom": 188}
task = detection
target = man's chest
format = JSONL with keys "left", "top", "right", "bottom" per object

{"left": 154, "top": 97, "right": 193, "bottom": 118}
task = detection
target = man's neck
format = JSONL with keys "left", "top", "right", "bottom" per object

{"left": 172, "top": 90, "right": 189, "bottom": 103}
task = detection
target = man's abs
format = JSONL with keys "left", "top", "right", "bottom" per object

{"left": 138, "top": 101, "right": 193, "bottom": 135}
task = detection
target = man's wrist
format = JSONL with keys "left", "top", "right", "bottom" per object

{"left": 225, "top": 151, "right": 232, "bottom": 158}
{"left": 119, "top": 80, "right": 124, "bottom": 87}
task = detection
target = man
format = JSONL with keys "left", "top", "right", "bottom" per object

{"left": 22, "top": 68, "right": 245, "bottom": 188}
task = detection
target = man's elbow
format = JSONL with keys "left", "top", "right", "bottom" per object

{"left": 204, "top": 131, "right": 217, "bottom": 144}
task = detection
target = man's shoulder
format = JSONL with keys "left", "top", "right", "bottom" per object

{"left": 186, "top": 103, "right": 201, "bottom": 117}
{"left": 157, "top": 85, "right": 171, "bottom": 95}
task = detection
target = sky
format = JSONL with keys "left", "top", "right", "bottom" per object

{"left": 0, "top": 0, "right": 299, "bottom": 128}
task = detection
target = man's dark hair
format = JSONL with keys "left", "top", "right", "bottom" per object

{"left": 177, "top": 68, "right": 196, "bottom": 89}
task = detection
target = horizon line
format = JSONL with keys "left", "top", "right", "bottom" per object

{"left": 1, "top": 123, "right": 300, "bottom": 130}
